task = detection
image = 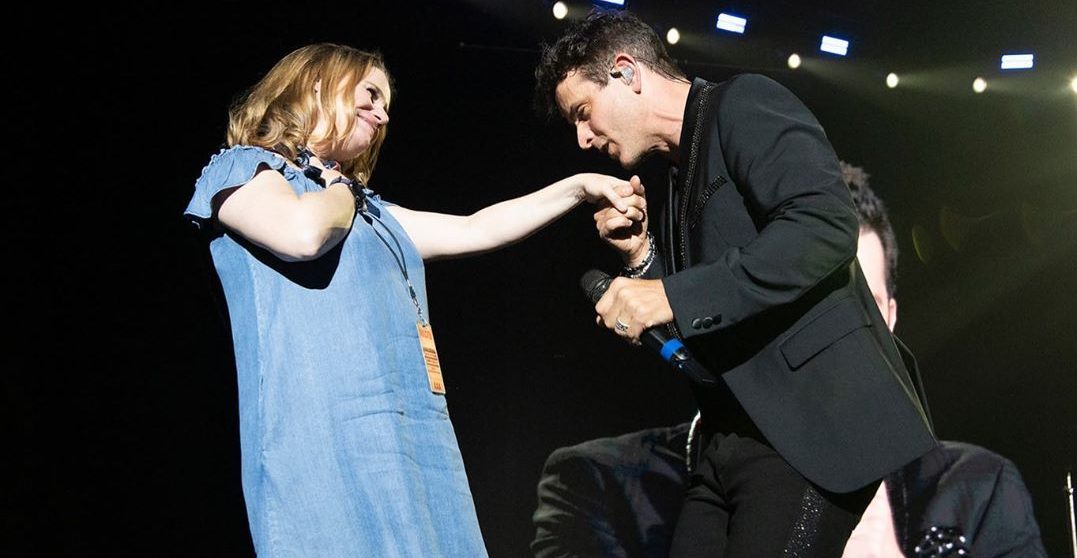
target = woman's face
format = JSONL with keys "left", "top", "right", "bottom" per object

{"left": 311, "top": 67, "right": 391, "bottom": 162}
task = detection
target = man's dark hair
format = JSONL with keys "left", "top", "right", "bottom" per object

{"left": 841, "top": 161, "right": 899, "bottom": 296}
{"left": 534, "top": 8, "right": 686, "bottom": 120}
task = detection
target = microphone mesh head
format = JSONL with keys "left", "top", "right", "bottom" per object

{"left": 580, "top": 269, "right": 612, "bottom": 303}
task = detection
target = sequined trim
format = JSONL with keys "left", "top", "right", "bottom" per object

{"left": 782, "top": 485, "right": 826, "bottom": 557}
{"left": 912, "top": 526, "right": 970, "bottom": 557}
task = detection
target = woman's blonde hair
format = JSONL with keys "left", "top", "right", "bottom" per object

{"left": 227, "top": 43, "right": 391, "bottom": 184}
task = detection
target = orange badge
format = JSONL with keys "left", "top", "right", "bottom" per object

{"left": 417, "top": 322, "right": 445, "bottom": 394}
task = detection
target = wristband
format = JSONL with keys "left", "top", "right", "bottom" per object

{"left": 329, "top": 175, "right": 367, "bottom": 213}
{"left": 621, "top": 231, "right": 656, "bottom": 278}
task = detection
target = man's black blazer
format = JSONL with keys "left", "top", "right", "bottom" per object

{"left": 645, "top": 74, "right": 935, "bottom": 493}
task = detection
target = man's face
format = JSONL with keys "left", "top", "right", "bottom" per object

{"left": 857, "top": 229, "right": 897, "bottom": 331}
{"left": 555, "top": 70, "right": 649, "bottom": 168}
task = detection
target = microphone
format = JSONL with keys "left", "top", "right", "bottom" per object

{"left": 580, "top": 269, "right": 718, "bottom": 386}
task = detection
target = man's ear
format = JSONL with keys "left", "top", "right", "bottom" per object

{"left": 610, "top": 53, "right": 641, "bottom": 92}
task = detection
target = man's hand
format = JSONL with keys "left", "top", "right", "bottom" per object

{"left": 841, "top": 484, "right": 903, "bottom": 558}
{"left": 594, "top": 277, "right": 673, "bottom": 344}
{"left": 594, "top": 176, "right": 649, "bottom": 266}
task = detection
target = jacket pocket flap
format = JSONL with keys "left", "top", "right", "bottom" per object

{"left": 780, "top": 298, "right": 871, "bottom": 369}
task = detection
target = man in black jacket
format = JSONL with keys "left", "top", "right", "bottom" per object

{"left": 530, "top": 164, "right": 1047, "bottom": 558}
{"left": 535, "top": 9, "right": 936, "bottom": 556}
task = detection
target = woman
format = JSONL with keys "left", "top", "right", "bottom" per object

{"left": 184, "top": 43, "right": 643, "bottom": 556}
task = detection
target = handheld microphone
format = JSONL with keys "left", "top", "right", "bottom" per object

{"left": 580, "top": 269, "right": 718, "bottom": 386}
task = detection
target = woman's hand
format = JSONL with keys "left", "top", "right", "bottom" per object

{"left": 577, "top": 173, "right": 643, "bottom": 213}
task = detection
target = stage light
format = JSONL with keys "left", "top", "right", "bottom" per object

{"left": 787, "top": 54, "right": 801, "bottom": 69}
{"left": 666, "top": 28, "right": 680, "bottom": 45}
{"left": 1000, "top": 54, "right": 1034, "bottom": 70}
{"left": 552, "top": 1, "right": 568, "bottom": 19}
{"left": 594, "top": 0, "right": 625, "bottom": 5}
{"left": 973, "top": 77, "right": 987, "bottom": 93}
{"left": 1070, "top": 76, "right": 1077, "bottom": 94}
{"left": 886, "top": 73, "right": 899, "bottom": 88}
{"left": 716, "top": 13, "right": 747, "bottom": 34}
{"left": 820, "top": 35, "right": 849, "bottom": 56}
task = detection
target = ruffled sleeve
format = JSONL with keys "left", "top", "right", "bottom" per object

{"left": 184, "top": 145, "right": 288, "bottom": 229}
{"left": 364, "top": 187, "right": 388, "bottom": 205}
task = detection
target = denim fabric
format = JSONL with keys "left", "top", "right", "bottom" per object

{"left": 186, "top": 146, "right": 488, "bottom": 557}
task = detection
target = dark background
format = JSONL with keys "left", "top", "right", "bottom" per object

{"left": 10, "top": 1, "right": 1076, "bottom": 555}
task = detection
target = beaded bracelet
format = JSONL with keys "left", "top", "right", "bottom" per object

{"left": 621, "top": 231, "right": 656, "bottom": 278}
{"left": 329, "top": 175, "right": 367, "bottom": 213}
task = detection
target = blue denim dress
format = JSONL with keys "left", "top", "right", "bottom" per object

{"left": 185, "top": 146, "right": 488, "bottom": 557}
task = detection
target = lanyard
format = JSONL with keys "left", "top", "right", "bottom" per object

{"left": 365, "top": 210, "right": 427, "bottom": 325}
